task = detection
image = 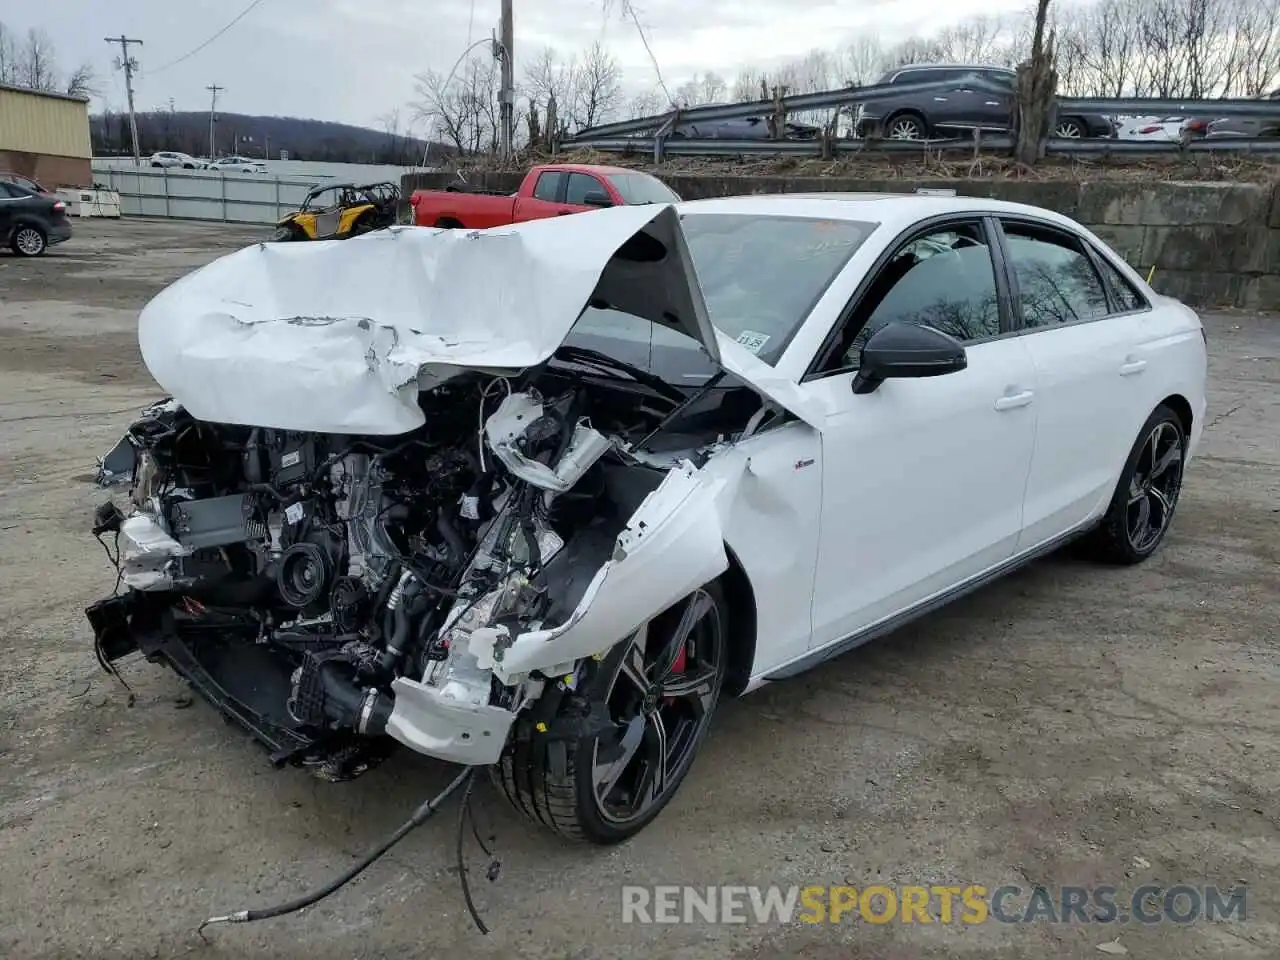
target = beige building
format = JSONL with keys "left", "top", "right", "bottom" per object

{"left": 0, "top": 84, "right": 93, "bottom": 188}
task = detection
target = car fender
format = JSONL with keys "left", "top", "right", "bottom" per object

{"left": 483, "top": 460, "right": 737, "bottom": 683}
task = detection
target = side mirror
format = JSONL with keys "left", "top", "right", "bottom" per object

{"left": 851, "top": 320, "right": 967, "bottom": 395}
{"left": 582, "top": 191, "right": 613, "bottom": 208}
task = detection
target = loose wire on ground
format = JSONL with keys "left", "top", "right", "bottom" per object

{"left": 198, "top": 766, "right": 472, "bottom": 938}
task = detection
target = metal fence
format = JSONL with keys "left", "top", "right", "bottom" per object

{"left": 563, "top": 76, "right": 1280, "bottom": 159}
{"left": 88, "top": 165, "right": 321, "bottom": 225}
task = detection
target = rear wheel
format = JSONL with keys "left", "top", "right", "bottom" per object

{"left": 434, "top": 217, "right": 464, "bottom": 229}
{"left": 1055, "top": 118, "right": 1086, "bottom": 138}
{"left": 11, "top": 224, "right": 47, "bottom": 257}
{"left": 1091, "top": 404, "right": 1187, "bottom": 564}
{"left": 496, "top": 581, "right": 729, "bottom": 844}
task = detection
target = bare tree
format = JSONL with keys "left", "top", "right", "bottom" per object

{"left": 0, "top": 21, "right": 95, "bottom": 96}
{"left": 673, "top": 71, "right": 727, "bottom": 106}
{"left": 838, "top": 35, "right": 889, "bottom": 86}
{"left": 524, "top": 47, "right": 579, "bottom": 141}
{"left": 412, "top": 57, "right": 501, "bottom": 155}
{"left": 574, "top": 40, "right": 622, "bottom": 130}
{"left": 625, "top": 88, "right": 665, "bottom": 119}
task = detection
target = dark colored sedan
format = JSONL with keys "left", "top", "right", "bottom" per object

{"left": 671, "top": 111, "right": 821, "bottom": 141}
{"left": 0, "top": 181, "right": 72, "bottom": 256}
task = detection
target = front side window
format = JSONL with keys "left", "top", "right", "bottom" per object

{"left": 1002, "top": 222, "right": 1110, "bottom": 327}
{"left": 681, "top": 213, "right": 877, "bottom": 365}
{"left": 565, "top": 172, "right": 605, "bottom": 204}
{"left": 823, "top": 221, "right": 1001, "bottom": 372}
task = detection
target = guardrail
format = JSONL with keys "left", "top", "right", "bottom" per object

{"left": 89, "top": 165, "right": 320, "bottom": 225}
{"left": 567, "top": 77, "right": 1280, "bottom": 140}
{"left": 565, "top": 134, "right": 1280, "bottom": 158}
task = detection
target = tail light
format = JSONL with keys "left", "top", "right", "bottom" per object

{"left": 1138, "top": 125, "right": 1160, "bottom": 134}
{"left": 53, "top": 201, "right": 66, "bottom": 213}
{"left": 1185, "top": 119, "right": 1208, "bottom": 132}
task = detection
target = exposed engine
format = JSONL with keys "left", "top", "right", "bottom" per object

{"left": 88, "top": 362, "right": 769, "bottom": 777}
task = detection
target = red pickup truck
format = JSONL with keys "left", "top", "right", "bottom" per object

{"left": 409, "top": 163, "right": 682, "bottom": 229}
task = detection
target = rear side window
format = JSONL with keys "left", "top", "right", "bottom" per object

{"left": 1002, "top": 222, "right": 1110, "bottom": 327}
{"left": 1092, "top": 253, "right": 1148, "bottom": 313}
{"left": 894, "top": 69, "right": 945, "bottom": 85}
{"left": 532, "top": 171, "right": 563, "bottom": 202}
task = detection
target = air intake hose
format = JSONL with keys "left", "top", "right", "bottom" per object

{"left": 317, "top": 660, "right": 393, "bottom": 736}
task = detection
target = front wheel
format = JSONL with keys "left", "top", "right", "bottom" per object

{"left": 495, "top": 581, "right": 729, "bottom": 844}
{"left": 1091, "top": 404, "right": 1187, "bottom": 564}
{"left": 1055, "top": 118, "right": 1086, "bottom": 138}
{"left": 886, "top": 112, "right": 927, "bottom": 140}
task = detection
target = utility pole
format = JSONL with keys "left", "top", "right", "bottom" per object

{"left": 498, "top": 0, "right": 514, "bottom": 160}
{"left": 105, "top": 36, "right": 143, "bottom": 165}
{"left": 206, "top": 84, "right": 224, "bottom": 159}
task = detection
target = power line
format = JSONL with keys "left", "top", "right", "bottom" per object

{"left": 146, "top": 0, "right": 269, "bottom": 75}
{"left": 613, "top": 0, "right": 673, "bottom": 106}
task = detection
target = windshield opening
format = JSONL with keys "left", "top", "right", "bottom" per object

{"left": 681, "top": 213, "right": 878, "bottom": 365}
{"left": 560, "top": 212, "right": 877, "bottom": 387}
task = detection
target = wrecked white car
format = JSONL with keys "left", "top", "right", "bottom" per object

{"left": 88, "top": 195, "right": 1206, "bottom": 844}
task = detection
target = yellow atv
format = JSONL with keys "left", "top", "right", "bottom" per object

{"left": 272, "top": 181, "right": 401, "bottom": 241}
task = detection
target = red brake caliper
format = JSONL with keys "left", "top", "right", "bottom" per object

{"left": 664, "top": 644, "right": 687, "bottom": 704}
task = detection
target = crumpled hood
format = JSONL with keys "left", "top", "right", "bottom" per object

{"left": 138, "top": 203, "right": 823, "bottom": 434}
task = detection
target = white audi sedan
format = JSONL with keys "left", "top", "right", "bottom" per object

{"left": 89, "top": 193, "right": 1205, "bottom": 845}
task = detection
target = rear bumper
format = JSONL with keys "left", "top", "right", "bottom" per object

{"left": 48, "top": 220, "right": 72, "bottom": 244}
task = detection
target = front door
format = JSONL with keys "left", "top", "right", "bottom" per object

{"left": 802, "top": 218, "right": 1040, "bottom": 650}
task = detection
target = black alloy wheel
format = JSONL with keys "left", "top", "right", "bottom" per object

{"left": 1093, "top": 404, "right": 1187, "bottom": 563}
{"left": 496, "top": 581, "right": 729, "bottom": 843}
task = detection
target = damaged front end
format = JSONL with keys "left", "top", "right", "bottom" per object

{"left": 87, "top": 204, "right": 786, "bottom": 791}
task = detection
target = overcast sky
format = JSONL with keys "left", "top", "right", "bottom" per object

{"left": 10, "top": 0, "right": 1030, "bottom": 129}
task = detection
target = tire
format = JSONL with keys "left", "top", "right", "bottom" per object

{"left": 11, "top": 224, "right": 47, "bottom": 257}
{"left": 1055, "top": 118, "right": 1086, "bottom": 138}
{"left": 1090, "top": 404, "right": 1187, "bottom": 564}
{"left": 495, "top": 580, "right": 730, "bottom": 844}
{"left": 885, "top": 112, "right": 927, "bottom": 140}
{"left": 434, "top": 217, "right": 464, "bottom": 229}
{"left": 271, "top": 226, "right": 294, "bottom": 242}
{"left": 151, "top": 162, "right": 163, "bottom": 168}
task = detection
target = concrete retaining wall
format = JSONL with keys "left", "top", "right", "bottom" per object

{"left": 403, "top": 171, "right": 1280, "bottom": 310}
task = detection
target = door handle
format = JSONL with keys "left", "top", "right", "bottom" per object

{"left": 1120, "top": 357, "right": 1147, "bottom": 375}
{"left": 994, "top": 390, "right": 1034, "bottom": 411}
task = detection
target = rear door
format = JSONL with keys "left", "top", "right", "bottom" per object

{"left": 513, "top": 169, "right": 566, "bottom": 221}
{"left": 0, "top": 182, "right": 22, "bottom": 239}
{"left": 993, "top": 216, "right": 1159, "bottom": 548}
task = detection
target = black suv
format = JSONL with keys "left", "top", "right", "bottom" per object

{"left": 855, "top": 63, "right": 1115, "bottom": 140}
{"left": 1, "top": 180, "right": 72, "bottom": 257}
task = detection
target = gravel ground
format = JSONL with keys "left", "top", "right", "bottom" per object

{"left": 1, "top": 219, "right": 1277, "bottom": 960}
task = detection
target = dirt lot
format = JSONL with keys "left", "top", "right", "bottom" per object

{"left": 1, "top": 219, "right": 1277, "bottom": 960}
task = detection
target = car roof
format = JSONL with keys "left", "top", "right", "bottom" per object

{"left": 890, "top": 62, "right": 1014, "bottom": 73}
{"left": 542, "top": 163, "right": 654, "bottom": 176}
{"left": 675, "top": 192, "right": 1082, "bottom": 233}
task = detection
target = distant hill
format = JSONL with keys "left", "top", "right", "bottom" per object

{"left": 91, "top": 111, "right": 454, "bottom": 165}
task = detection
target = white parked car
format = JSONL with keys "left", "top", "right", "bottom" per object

{"left": 208, "top": 155, "right": 268, "bottom": 174}
{"left": 89, "top": 194, "right": 1206, "bottom": 844}
{"left": 148, "top": 151, "right": 204, "bottom": 169}
{"left": 1114, "top": 116, "right": 1194, "bottom": 140}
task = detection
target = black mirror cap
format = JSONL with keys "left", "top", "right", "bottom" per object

{"left": 852, "top": 321, "right": 968, "bottom": 394}
{"left": 582, "top": 192, "right": 613, "bottom": 207}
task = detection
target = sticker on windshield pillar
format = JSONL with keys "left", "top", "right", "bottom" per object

{"left": 735, "top": 330, "right": 770, "bottom": 354}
